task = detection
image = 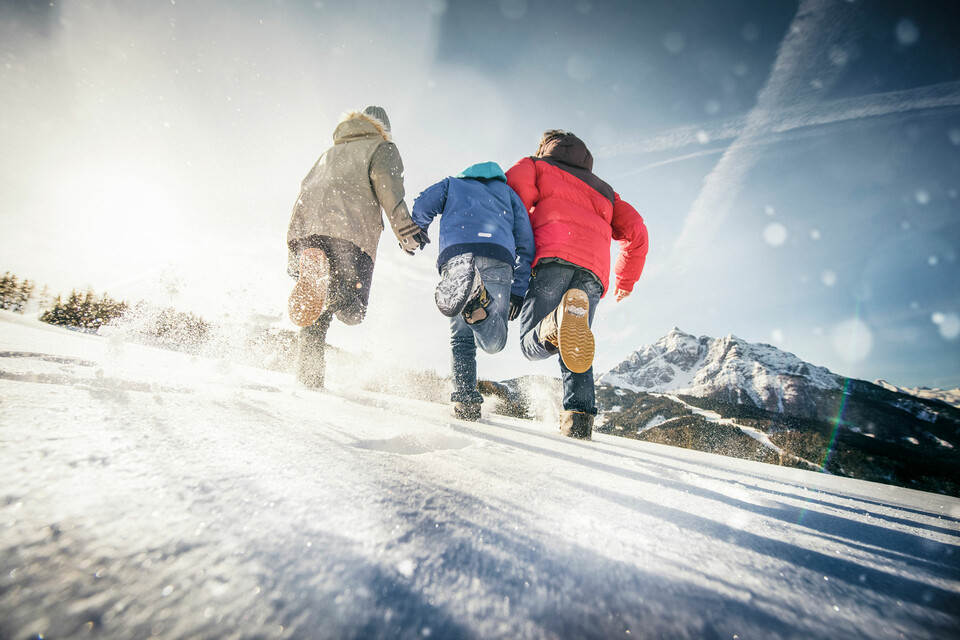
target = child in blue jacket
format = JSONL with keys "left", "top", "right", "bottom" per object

{"left": 412, "top": 162, "right": 535, "bottom": 421}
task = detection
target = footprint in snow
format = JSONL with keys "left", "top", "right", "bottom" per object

{"left": 352, "top": 433, "right": 473, "bottom": 456}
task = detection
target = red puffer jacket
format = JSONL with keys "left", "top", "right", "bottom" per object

{"left": 505, "top": 134, "right": 648, "bottom": 297}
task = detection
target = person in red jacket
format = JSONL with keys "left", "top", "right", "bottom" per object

{"left": 506, "top": 130, "right": 648, "bottom": 440}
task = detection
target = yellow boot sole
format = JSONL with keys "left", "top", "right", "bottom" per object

{"left": 557, "top": 288, "right": 594, "bottom": 374}
{"left": 288, "top": 248, "right": 329, "bottom": 327}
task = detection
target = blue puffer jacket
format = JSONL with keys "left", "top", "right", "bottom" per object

{"left": 412, "top": 162, "right": 535, "bottom": 297}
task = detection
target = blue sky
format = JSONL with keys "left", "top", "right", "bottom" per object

{"left": 1, "top": 0, "right": 958, "bottom": 389}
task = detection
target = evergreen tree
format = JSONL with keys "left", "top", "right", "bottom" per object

{"left": 1, "top": 273, "right": 19, "bottom": 311}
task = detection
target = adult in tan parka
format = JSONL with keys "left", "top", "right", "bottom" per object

{"left": 287, "top": 106, "right": 428, "bottom": 388}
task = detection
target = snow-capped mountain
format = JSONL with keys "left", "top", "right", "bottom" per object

{"left": 875, "top": 379, "right": 960, "bottom": 409}
{"left": 598, "top": 327, "right": 842, "bottom": 417}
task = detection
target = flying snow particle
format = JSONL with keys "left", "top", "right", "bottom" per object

{"left": 928, "top": 255, "right": 939, "bottom": 266}
{"left": 162, "top": 585, "right": 174, "bottom": 596}
{"left": 771, "top": 329, "right": 785, "bottom": 343}
{"left": 566, "top": 54, "right": 594, "bottom": 81}
{"left": 664, "top": 32, "right": 685, "bottom": 55}
{"left": 696, "top": 130, "right": 711, "bottom": 144}
{"left": 822, "top": 270, "right": 837, "bottom": 287}
{"left": 763, "top": 223, "right": 788, "bottom": 247}
{"left": 915, "top": 190, "right": 930, "bottom": 205}
{"left": 765, "top": 206, "right": 776, "bottom": 216}
{"left": 831, "top": 318, "right": 874, "bottom": 363}
{"left": 397, "top": 559, "right": 416, "bottom": 578}
{"left": 500, "top": 0, "right": 527, "bottom": 20}
{"left": 895, "top": 18, "right": 920, "bottom": 46}
{"left": 811, "top": 229, "right": 821, "bottom": 240}
{"left": 949, "top": 128, "right": 960, "bottom": 145}
{"left": 933, "top": 312, "right": 960, "bottom": 339}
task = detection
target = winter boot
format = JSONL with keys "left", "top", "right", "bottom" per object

{"left": 559, "top": 410, "right": 593, "bottom": 440}
{"left": 461, "top": 283, "right": 491, "bottom": 325}
{"left": 557, "top": 289, "right": 594, "bottom": 373}
{"left": 436, "top": 253, "right": 479, "bottom": 317}
{"left": 289, "top": 248, "right": 330, "bottom": 328}
{"left": 537, "top": 305, "right": 560, "bottom": 354}
{"left": 539, "top": 289, "right": 594, "bottom": 372}
{"left": 453, "top": 401, "right": 481, "bottom": 421}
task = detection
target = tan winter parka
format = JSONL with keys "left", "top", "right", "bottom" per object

{"left": 287, "top": 112, "right": 419, "bottom": 264}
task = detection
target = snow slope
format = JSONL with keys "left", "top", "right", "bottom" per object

{"left": 2, "top": 314, "right": 959, "bottom": 639}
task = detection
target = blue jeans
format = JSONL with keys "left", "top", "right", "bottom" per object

{"left": 518, "top": 262, "right": 603, "bottom": 415}
{"left": 449, "top": 256, "right": 513, "bottom": 404}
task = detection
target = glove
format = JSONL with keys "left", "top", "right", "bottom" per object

{"left": 508, "top": 294, "right": 524, "bottom": 321}
{"left": 399, "top": 228, "right": 430, "bottom": 255}
{"left": 413, "top": 229, "right": 430, "bottom": 250}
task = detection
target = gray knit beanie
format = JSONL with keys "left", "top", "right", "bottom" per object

{"left": 363, "top": 106, "right": 390, "bottom": 132}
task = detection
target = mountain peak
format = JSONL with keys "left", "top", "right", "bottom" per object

{"left": 598, "top": 330, "right": 842, "bottom": 413}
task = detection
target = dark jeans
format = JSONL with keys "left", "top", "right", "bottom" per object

{"left": 449, "top": 257, "right": 513, "bottom": 404}
{"left": 291, "top": 235, "right": 375, "bottom": 326}
{"left": 518, "top": 262, "right": 603, "bottom": 415}
{"left": 291, "top": 235, "right": 374, "bottom": 387}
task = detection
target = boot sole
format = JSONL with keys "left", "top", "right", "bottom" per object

{"left": 288, "top": 248, "right": 329, "bottom": 327}
{"left": 436, "top": 254, "right": 477, "bottom": 317}
{"left": 557, "top": 289, "right": 594, "bottom": 374}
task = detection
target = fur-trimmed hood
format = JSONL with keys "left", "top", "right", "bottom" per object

{"left": 332, "top": 111, "right": 391, "bottom": 143}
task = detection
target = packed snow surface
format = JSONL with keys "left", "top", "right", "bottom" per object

{"left": 2, "top": 313, "right": 959, "bottom": 639}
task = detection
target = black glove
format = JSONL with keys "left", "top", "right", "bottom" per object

{"left": 508, "top": 294, "right": 524, "bottom": 321}
{"left": 413, "top": 229, "right": 430, "bottom": 250}
{"left": 399, "top": 228, "right": 430, "bottom": 255}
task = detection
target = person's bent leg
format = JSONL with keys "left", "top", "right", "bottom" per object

{"left": 557, "top": 270, "right": 603, "bottom": 438}
{"left": 468, "top": 257, "right": 512, "bottom": 354}
{"left": 320, "top": 237, "right": 373, "bottom": 326}
{"left": 518, "top": 263, "right": 575, "bottom": 361}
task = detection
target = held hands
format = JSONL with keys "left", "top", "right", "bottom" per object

{"left": 615, "top": 288, "right": 632, "bottom": 302}
{"left": 399, "top": 228, "right": 431, "bottom": 255}
{"left": 508, "top": 294, "right": 524, "bottom": 321}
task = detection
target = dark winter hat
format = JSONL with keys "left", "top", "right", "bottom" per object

{"left": 363, "top": 106, "right": 390, "bottom": 132}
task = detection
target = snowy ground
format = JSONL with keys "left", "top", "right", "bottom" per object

{"left": 2, "top": 313, "right": 959, "bottom": 640}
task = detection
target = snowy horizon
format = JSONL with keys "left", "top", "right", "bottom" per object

{"left": 2, "top": 312, "right": 959, "bottom": 638}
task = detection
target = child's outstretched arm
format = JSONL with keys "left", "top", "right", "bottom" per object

{"left": 410, "top": 178, "right": 450, "bottom": 232}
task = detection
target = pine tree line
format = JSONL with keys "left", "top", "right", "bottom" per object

{"left": 40, "top": 289, "right": 129, "bottom": 332}
{"left": 0, "top": 271, "right": 45, "bottom": 313}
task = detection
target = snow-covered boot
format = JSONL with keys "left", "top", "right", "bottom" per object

{"left": 454, "top": 401, "right": 481, "bottom": 421}
{"left": 556, "top": 289, "right": 594, "bottom": 373}
{"left": 436, "top": 253, "right": 480, "bottom": 317}
{"left": 289, "top": 248, "right": 330, "bottom": 328}
{"left": 559, "top": 410, "right": 593, "bottom": 440}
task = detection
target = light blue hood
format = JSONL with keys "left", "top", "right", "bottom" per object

{"left": 454, "top": 161, "right": 507, "bottom": 182}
